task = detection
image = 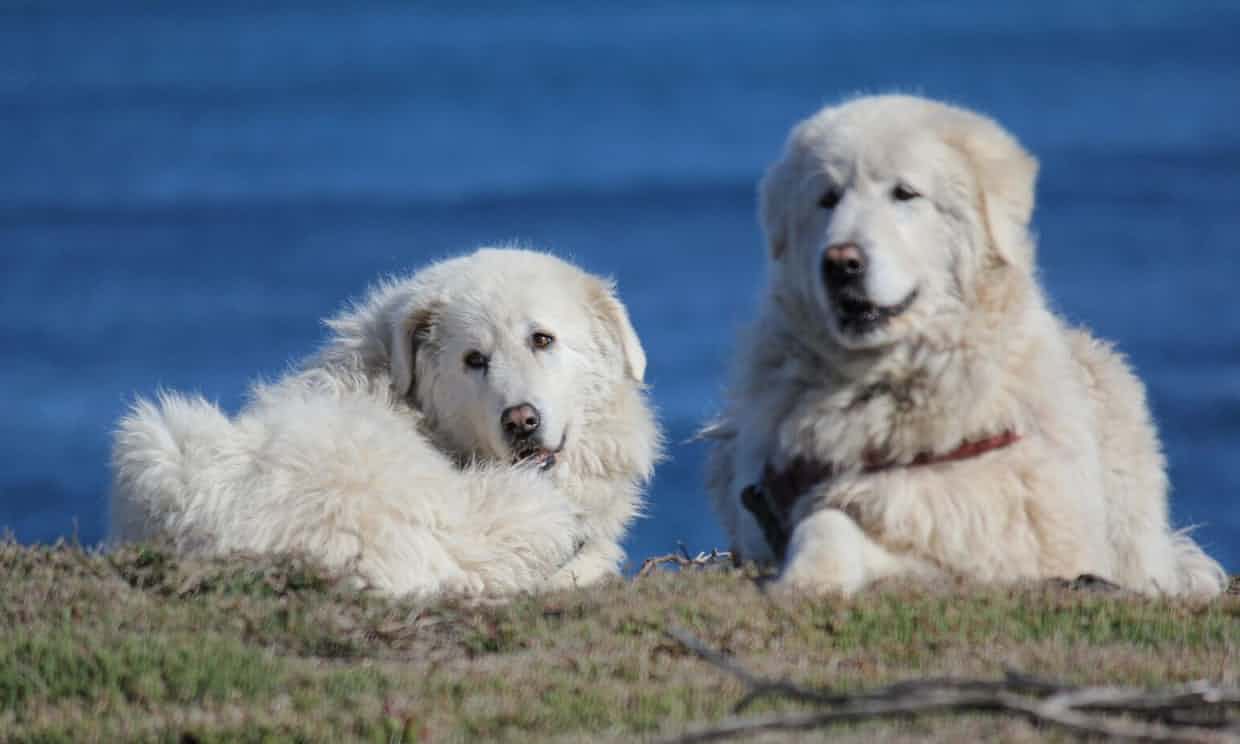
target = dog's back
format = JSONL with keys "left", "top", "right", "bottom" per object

{"left": 1066, "top": 329, "right": 1226, "bottom": 595}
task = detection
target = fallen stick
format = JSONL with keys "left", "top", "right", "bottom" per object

{"left": 662, "top": 626, "right": 1240, "bottom": 743}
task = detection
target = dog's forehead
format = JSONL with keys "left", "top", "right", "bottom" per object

{"left": 799, "top": 114, "right": 958, "bottom": 183}
{"left": 435, "top": 273, "right": 591, "bottom": 344}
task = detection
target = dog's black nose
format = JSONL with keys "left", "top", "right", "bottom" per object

{"left": 822, "top": 242, "right": 866, "bottom": 286}
{"left": 501, "top": 403, "right": 541, "bottom": 440}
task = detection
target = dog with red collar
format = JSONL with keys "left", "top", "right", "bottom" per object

{"left": 703, "top": 95, "right": 1225, "bottom": 596}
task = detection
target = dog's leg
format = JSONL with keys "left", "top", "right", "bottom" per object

{"left": 545, "top": 539, "right": 620, "bottom": 590}
{"left": 741, "top": 484, "right": 789, "bottom": 561}
{"left": 776, "top": 508, "right": 934, "bottom": 594}
{"left": 730, "top": 434, "right": 783, "bottom": 564}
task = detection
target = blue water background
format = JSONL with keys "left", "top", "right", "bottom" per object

{"left": 2, "top": 2, "right": 1238, "bottom": 571}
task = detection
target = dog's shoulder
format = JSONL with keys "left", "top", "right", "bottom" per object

{"left": 1061, "top": 326, "right": 1148, "bottom": 411}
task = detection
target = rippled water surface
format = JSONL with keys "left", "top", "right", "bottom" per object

{"left": 2, "top": 2, "right": 1237, "bottom": 570}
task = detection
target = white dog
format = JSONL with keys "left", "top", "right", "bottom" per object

{"left": 111, "top": 248, "right": 660, "bottom": 597}
{"left": 705, "top": 95, "right": 1226, "bottom": 596}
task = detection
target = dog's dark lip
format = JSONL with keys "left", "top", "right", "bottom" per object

{"left": 512, "top": 432, "right": 568, "bottom": 471}
{"left": 834, "top": 287, "right": 919, "bottom": 333}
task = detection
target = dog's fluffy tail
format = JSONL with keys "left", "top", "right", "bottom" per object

{"left": 110, "top": 392, "right": 235, "bottom": 546}
{"left": 1171, "top": 528, "right": 1229, "bottom": 597}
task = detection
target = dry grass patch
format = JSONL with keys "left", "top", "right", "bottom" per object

{"left": 1, "top": 540, "right": 1236, "bottom": 742}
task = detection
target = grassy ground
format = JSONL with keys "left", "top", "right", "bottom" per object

{"left": 2, "top": 540, "right": 1237, "bottom": 743}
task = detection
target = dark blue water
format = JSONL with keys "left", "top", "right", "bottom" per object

{"left": 3, "top": 2, "right": 1238, "bottom": 571}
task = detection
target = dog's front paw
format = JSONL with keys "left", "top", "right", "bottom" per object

{"left": 773, "top": 509, "right": 870, "bottom": 595}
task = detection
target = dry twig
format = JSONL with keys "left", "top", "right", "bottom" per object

{"left": 637, "top": 549, "right": 734, "bottom": 578}
{"left": 662, "top": 626, "right": 1240, "bottom": 743}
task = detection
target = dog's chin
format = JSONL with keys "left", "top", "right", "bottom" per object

{"left": 825, "top": 288, "right": 919, "bottom": 349}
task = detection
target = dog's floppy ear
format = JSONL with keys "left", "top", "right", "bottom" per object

{"left": 390, "top": 305, "right": 437, "bottom": 399}
{"left": 758, "top": 153, "right": 799, "bottom": 260}
{"left": 588, "top": 279, "right": 646, "bottom": 383}
{"left": 946, "top": 116, "right": 1039, "bottom": 270}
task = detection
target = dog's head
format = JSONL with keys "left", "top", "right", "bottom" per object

{"left": 328, "top": 248, "right": 646, "bottom": 471}
{"left": 759, "top": 94, "right": 1038, "bottom": 350}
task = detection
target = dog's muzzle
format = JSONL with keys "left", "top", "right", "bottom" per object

{"left": 501, "top": 403, "right": 562, "bottom": 470}
{"left": 822, "top": 242, "right": 917, "bottom": 334}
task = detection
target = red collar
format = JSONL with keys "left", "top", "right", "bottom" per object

{"left": 760, "top": 430, "right": 1021, "bottom": 509}
{"left": 863, "top": 430, "right": 1021, "bottom": 473}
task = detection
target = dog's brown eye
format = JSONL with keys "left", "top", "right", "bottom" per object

{"left": 464, "top": 350, "right": 488, "bottom": 370}
{"left": 818, "top": 189, "right": 842, "bottom": 209}
{"left": 531, "top": 332, "right": 555, "bottom": 350}
{"left": 892, "top": 184, "right": 921, "bottom": 201}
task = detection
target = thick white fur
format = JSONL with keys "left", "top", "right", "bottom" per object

{"left": 706, "top": 95, "right": 1226, "bottom": 597}
{"left": 111, "top": 248, "right": 660, "bottom": 598}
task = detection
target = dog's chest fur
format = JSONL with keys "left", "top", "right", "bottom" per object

{"left": 755, "top": 332, "right": 1001, "bottom": 472}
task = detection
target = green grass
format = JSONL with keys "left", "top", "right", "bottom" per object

{"left": 1, "top": 540, "right": 1236, "bottom": 742}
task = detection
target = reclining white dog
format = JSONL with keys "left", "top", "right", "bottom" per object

{"left": 112, "top": 247, "right": 660, "bottom": 597}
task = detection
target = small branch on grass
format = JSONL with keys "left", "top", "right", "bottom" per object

{"left": 662, "top": 626, "right": 1240, "bottom": 743}
{"left": 666, "top": 627, "right": 829, "bottom": 710}
{"left": 637, "top": 549, "right": 734, "bottom": 578}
